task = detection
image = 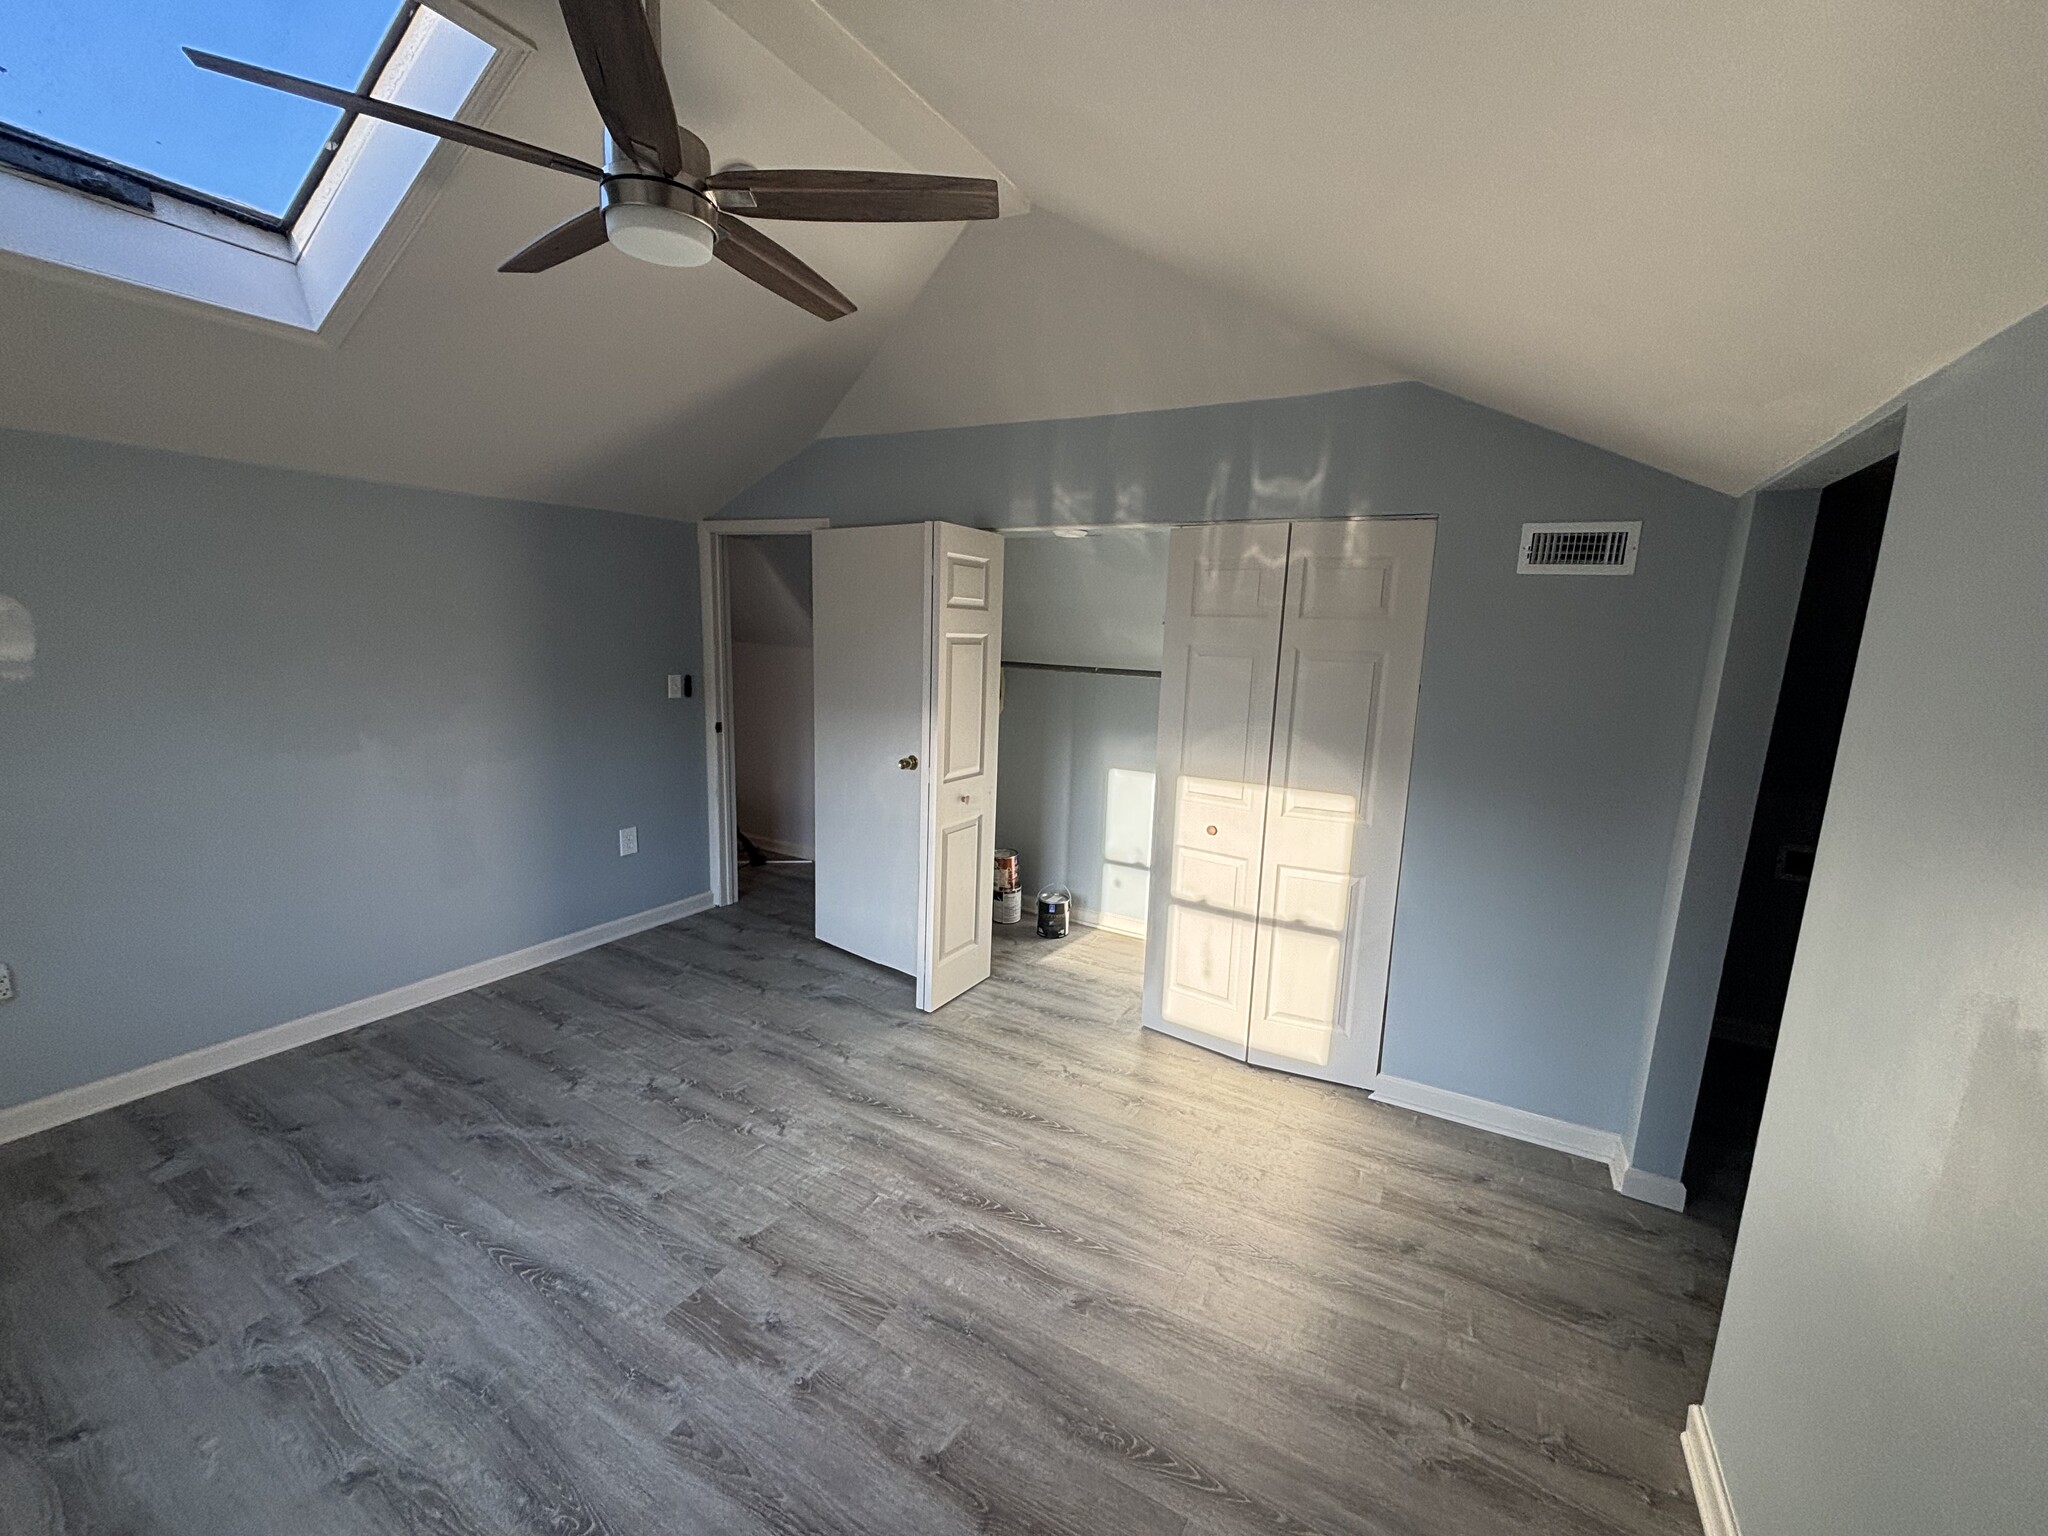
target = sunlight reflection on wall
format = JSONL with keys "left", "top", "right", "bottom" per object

{"left": 1099, "top": 766, "right": 1155, "bottom": 929}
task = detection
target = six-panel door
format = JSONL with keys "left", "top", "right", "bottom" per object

{"left": 920, "top": 524, "right": 1006, "bottom": 1011}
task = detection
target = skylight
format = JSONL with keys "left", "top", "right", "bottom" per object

{"left": 0, "top": 2, "right": 516, "bottom": 335}
{"left": 0, "top": 0, "right": 413, "bottom": 225}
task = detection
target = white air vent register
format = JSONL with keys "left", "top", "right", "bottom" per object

{"left": 1518, "top": 521, "right": 1640, "bottom": 575}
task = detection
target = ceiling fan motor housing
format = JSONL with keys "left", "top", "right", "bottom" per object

{"left": 603, "top": 121, "right": 711, "bottom": 184}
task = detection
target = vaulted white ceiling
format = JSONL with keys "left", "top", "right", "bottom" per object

{"left": 822, "top": 208, "right": 1402, "bottom": 439}
{"left": 0, "top": 0, "right": 990, "bottom": 519}
{"left": 1, "top": 0, "right": 2041, "bottom": 510}
{"left": 816, "top": 0, "right": 2048, "bottom": 492}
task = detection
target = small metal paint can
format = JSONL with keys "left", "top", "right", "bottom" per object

{"left": 1036, "top": 887, "right": 1071, "bottom": 939}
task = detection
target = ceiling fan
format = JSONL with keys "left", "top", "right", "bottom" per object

{"left": 184, "top": 0, "right": 999, "bottom": 320}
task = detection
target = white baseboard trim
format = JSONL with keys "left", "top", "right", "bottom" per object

{"left": 1077, "top": 910, "right": 1146, "bottom": 940}
{"left": 1370, "top": 1075, "right": 1690, "bottom": 1210}
{"left": 1610, "top": 1143, "right": 1689, "bottom": 1211}
{"left": 1371, "top": 1074, "right": 1621, "bottom": 1164}
{"left": 0, "top": 891, "right": 715, "bottom": 1147}
{"left": 1681, "top": 1404, "right": 1742, "bottom": 1536}
{"left": 744, "top": 835, "right": 814, "bottom": 862}
{"left": 1376, "top": 1073, "right": 1695, "bottom": 1220}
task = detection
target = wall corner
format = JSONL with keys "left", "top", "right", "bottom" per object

{"left": 1622, "top": 485, "right": 1821, "bottom": 1181}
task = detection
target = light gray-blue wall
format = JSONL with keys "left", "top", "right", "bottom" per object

{"left": 1001, "top": 528, "right": 1169, "bottom": 673}
{"left": 1702, "top": 304, "right": 2048, "bottom": 1534}
{"left": 720, "top": 381, "right": 1739, "bottom": 1137}
{"left": 996, "top": 668, "right": 1160, "bottom": 926}
{"left": 0, "top": 427, "right": 707, "bottom": 1112}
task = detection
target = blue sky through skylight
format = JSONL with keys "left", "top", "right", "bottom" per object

{"left": 0, "top": 1, "right": 408, "bottom": 219}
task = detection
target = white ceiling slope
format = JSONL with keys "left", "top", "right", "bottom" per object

{"left": 822, "top": 208, "right": 1402, "bottom": 439}
{"left": 816, "top": 0, "right": 2048, "bottom": 493}
{"left": 702, "top": 0, "right": 1025, "bottom": 216}
{"left": 0, "top": 0, "right": 1002, "bottom": 519}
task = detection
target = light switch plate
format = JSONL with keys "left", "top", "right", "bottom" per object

{"left": 618, "top": 827, "right": 638, "bottom": 857}
{"left": 667, "top": 674, "right": 682, "bottom": 699}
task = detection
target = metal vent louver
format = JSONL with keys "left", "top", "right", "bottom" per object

{"left": 1518, "top": 521, "right": 1641, "bottom": 576}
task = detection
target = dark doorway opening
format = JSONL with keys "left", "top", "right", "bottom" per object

{"left": 1684, "top": 453, "right": 1897, "bottom": 1236}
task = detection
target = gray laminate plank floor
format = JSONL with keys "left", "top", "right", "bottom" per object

{"left": 0, "top": 867, "right": 1730, "bottom": 1535}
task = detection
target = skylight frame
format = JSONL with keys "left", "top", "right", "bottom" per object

{"left": 0, "top": 123, "right": 214, "bottom": 220}
{"left": 272, "top": 0, "right": 424, "bottom": 233}
{"left": 0, "top": 2, "right": 528, "bottom": 341}
{"left": 0, "top": 1, "right": 425, "bottom": 235}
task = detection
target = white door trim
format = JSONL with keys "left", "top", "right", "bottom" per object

{"left": 697, "top": 517, "right": 829, "bottom": 907}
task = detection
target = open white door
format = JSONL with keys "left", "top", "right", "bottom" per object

{"left": 813, "top": 525, "right": 928, "bottom": 975}
{"left": 1142, "top": 522, "right": 1291, "bottom": 1056}
{"left": 919, "top": 524, "right": 1005, "bottom": 1010}
{"left": 812, "top": 523, "right": 1004, "bottom": 1011}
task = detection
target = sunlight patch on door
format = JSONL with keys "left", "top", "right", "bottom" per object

{"left": 1160, "top": 771, "right": 1262, "bottom": 1039}
{"left": 1250, "top": 776, "right": 1359, "bottom": 1065}
{"left": 1157, "top": 768, "right": 1362, "bottom": 1064}
{"left": 1253, "top": 862, "right": 1358, "bottom": 1067}
{"left": 0, "top": 597, "right": 33, "bottom": 681}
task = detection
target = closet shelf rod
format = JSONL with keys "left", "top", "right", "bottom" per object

{"left": 1002, "top": 660, "right": 1163, "bottom": 678}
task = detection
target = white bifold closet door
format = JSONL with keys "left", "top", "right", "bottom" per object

{"left": 1143, "top": 517, "right": 1434, "bottom": 1088}
{"left": 1141, "top": 523, "right": 1290, "bottom": 1054}
{"left": 813, "top": 522, "right": 1005, "bottom": 1012}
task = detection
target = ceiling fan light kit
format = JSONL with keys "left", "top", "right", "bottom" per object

{"left": 603, "top": 179, "right": 718, "bottom": 267}
{"left": 184, "top": 0, "right": 999, "bottom": 318}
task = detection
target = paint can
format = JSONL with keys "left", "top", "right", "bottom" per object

{"left": 994, "top": 849, "right": 1023, "bottom": 922}
{"left": 1036, "top": 886, "right": 1072, "bottom": 939}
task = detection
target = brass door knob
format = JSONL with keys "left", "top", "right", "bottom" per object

{"left": 899, "top": 754, "right": 919, "bottom": 770}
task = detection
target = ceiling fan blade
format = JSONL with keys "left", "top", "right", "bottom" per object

{"left": 713, "top": 215, "right": 855, "bottom": 321}
{"left": 500, "top": 206, "right": 609, "bottom": 273}
{"left": 556, "top": 0, "right": 684, "bottom": 176}
{"left": 184, "top": 49, "right": 603, "bottom": 182}
{"left": 706, "top": 169, "right": 999, "bottom": 222}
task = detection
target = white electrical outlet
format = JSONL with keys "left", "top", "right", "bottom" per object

{"left": 0, "top": 963, "right": 13, "bottom": 1003}
{"left": 618, "top": 827, "right": 638, "bottom": 857}
{"left": 667, "top": 674, "right": 683, "bottom": 699}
